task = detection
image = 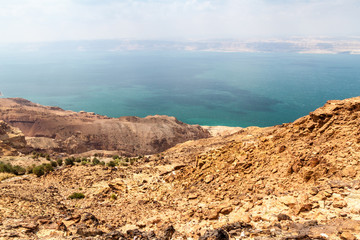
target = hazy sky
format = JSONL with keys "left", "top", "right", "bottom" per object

{"left": 0, "top": 0, "right": 359, "bottom": 43}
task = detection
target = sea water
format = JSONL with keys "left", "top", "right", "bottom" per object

{"left": 1, "top": 49, "right": 360, "bottom": 127}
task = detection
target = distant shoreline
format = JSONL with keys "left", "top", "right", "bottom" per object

{"left": 2, "top": 38, "right": 360, "bottom": 54}
{"left": 201, "top": 125, "right": 243, "bottom": 137}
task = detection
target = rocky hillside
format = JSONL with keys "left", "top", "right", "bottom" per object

{"left": 1, "top": 97, "right": 360, "bottom": 239}
{"left": 0, "top": 98, "right": 210, "bottom": 155}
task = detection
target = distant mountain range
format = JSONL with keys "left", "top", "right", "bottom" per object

{"left": 2, "top": 37, "right": 360, "bottom": 54}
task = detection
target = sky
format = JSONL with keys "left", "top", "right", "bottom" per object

{"left": 0, "top": 0, "right": 359, "bottom": 43}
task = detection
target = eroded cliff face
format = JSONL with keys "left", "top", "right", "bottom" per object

{"left": 0, "top": 98, "right": 210, "bottom": 155}
{"left": 0, "top": 120, "right": 26, "bottom": 156}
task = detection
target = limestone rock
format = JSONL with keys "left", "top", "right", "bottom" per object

{"left": 279, "top": 196, "right": 297, "bottom": 207}
{"left": 295, "top": 203, "right": 313, "bottom": 215}
{"left": 340, "top": 232, "right": 357, "bottom": 240}
{"left": 333, "top": 199, "right": 348, "bottom": 209}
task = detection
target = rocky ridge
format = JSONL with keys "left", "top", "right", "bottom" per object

{"left": 0, "top": 98, "right": 210, "bottom": 155}
{"left": 1, "top": 97, "right": 360, "bottom": 239}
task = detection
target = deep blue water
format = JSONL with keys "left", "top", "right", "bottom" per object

{"left": 1, "top": 49, "right": 360, "bottom": 127}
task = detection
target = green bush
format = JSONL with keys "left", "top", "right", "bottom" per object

{"left": 12, "top": 165, "right": 26, "bottom": 175}
{"left": 0, "top": 161, "right": 26, "bottom": 175}
{"left": 130, "top": 158, "right": 136, "bottom": 165}
{"left": 26, "top": 164, "right": 35, "bottom": 174}
{"left": 110, "top": 193, "right": 117, "bottom": 200}
{"left": 43, "top": 163, "right": 54, "bottom": 173}
{"left": 32, "top": 165, "right": 44, "bottom": 177}
{"left": 56, "top": 159, "right": 63, "bottom": 166}
{"left": 69, "top": 192, "right": 85, "bottom": 199}
{"left": 112, "top": 155, "right": 120, "bottom": 160}
{"left": 0, "top": 161, "right": 13, "bottom": 173}
{"left": 107, "top": 161, "right": 116, "bottom": 167}
{"left": 92, "top": 158, "right": 100, "bottom": 165}
{"left": 64, "top": 158, "right": 74, "bottom": 166}
{"left": 32, "top": 164, "right": 54, "bottom": 177}
{"left": 99, "top": 161, "right": 105, "bottom": 166}
{"left": 50, "top": 161, "right": 57, "bottom": 167}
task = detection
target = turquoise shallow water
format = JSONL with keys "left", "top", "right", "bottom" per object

{"left": 1, "top": 49, "right": 360, "bottom": 127}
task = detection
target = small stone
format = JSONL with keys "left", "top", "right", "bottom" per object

{"left": 333, "top": 199, "right": 347, "bottom": 209}
{"left": 309, "top": 187, "right": 319, "bottom": 195}
{"left": 324, "top": 190, "right": 333, "bottom": 198}
{"left": 204, "top": 175, "right": 214, "bottom": 184}
{"left": 103, "top": 231, "right": 126, "bottom": 240}
{"left": 295, "top": 203, "right": 313, "bottom": 215}
{"left": 329, "top": 180, "right": 350, "bottom": 189}
{"left": 208, "top": 210, "right": 219, "bottom": 220}
{"left": 148, "top": 217, "right": 161, "bottom": 224}
{"left": 76, "top": 227, "right": 104, "bottom": 237}
{"left": 81, "top": 213, "right": 98, "bottom": 224}
{"left": 312, "top": 201, "right": 320, "bottom": 209}
{"left": 278, "top": 145, "right": 286, "bottom": 153}
{"left": 160, "top": 225, "right": 175, "bottom": 240}
{"left": 220, "top": 207, "right": 233, "bottom": 215}
{"left": 279, "top": 196, "right": 297, "bottom": 207}
{"left": 313, "top": 192, "right": 328, "bottom": 201}
{"left": 136, "top": 221, "right": 146, "bottom": 228}
{"left": 228, "top": 212, "right": 252, "bottom": 224}
{"left": 320, "top": 233, "right": 329, "bottom": 238}
{"left": 342, "top": 167, "right": 357, "bottom": 178}
{"left": 188, "top": 193, "right": 198, "bottom": 199}
{"left": 303, "top": 220, "right": 318, "bottom": 227}
{"left": 252, "top": 216, "right": 263, "bottom": 222}
{"left": 62, "top": 219, "right": 77, "bottom": 228}
{"left": 277, "top": 214, "right": 292, "bottom": 221}
{"left": 339, "top": 212, "right": 348, "bottom": 217}
{"left": 340, "top": 232, "right": 356, "bottom": 240}
{"left": 309, "top": 157, "right": 320, "bottom": 167}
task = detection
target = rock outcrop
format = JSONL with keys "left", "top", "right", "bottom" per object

{"left": 0, "top": 120, "right": 26, "bottom": 156}
{"left": 0, "top": 98, "right": 210, "bottom": 155}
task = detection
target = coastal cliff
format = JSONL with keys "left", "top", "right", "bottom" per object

{"left": 0, "top": 98, "right": 210, "bottom": 155}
